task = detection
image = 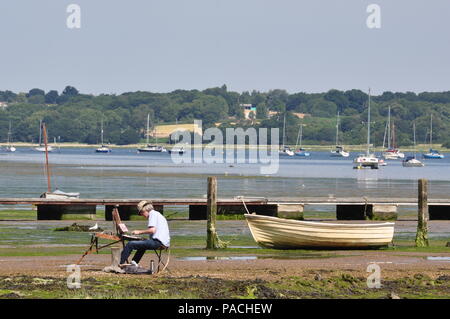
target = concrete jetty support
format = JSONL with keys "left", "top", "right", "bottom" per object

{"left": 336, "top": 204, "right": 397, "bottom": 220}
{"left": 37, "top": 205, "right": 96, "bottom": 220}
{"left": 105, "top": 204, "right": 164, "bottom": 221}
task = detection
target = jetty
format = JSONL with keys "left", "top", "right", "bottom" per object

{"left": 0, "top": 195, "right": 449, "bottom": 220}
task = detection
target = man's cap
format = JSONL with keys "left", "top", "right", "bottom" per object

{"left": 137, "top": 200, "right": 152, "bottom": 213}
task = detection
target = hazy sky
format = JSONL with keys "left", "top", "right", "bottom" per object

{"left": 0, "top": 0, "right": 449, "bottom": 95}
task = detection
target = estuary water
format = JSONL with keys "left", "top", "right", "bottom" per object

{"left": 1, "top": 147, "right": 450, "bottom": 201}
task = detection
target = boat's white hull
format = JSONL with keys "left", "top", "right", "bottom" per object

{"left": 353, "top": 155, "right": 379, "bottom": 169}
{"left": 40, "top": 191, "right": 80, "bottom": 199}
{"left": 245, "top": 214, "right": 394, "bottom": 249}
{"left": 279, "top": 150, "right": 294, "bottom": 156}
{"left": 35, "top": 146, "right": 54, "bottom": 152}
{"left": 402, "top": 159, "right": 424, "bottom": 167}
{"left": 383, "top": 152, "right": 405, "bottom": 160}
{"left": 330, "top": 150, "right": 349, "bottom": 157}
{"left": 96, "top": 147, "right": 111, "bottom": 153}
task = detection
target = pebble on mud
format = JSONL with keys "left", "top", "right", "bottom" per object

{"left": 388, "top": 292, "right": 401, "bottom": 299}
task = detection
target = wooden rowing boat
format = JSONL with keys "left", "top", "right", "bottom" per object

{"left": 244, "top": 214, "right": 394, "bottom": 249}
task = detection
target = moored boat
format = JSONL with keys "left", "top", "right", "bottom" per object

{"left": 402, "top": 156, "right": 424, "bottom": 167}
{"left": 294, "top": 148, "right": 310, "bottom": 157}
{"left": 138, "top": 145, "right": 167, "bottom": 153}
{"left": 330, "top": 146, "right": 349, "bottom": 157}
{"left": 168, "top": 146, "right": 185, "bottom": 154}
{"left": 245, "top": 214, "right": 395, "bottom": 249}
{"left": 422, "top": 114, "right": 444, "bottom": 159}
{"left": 330, "top": 112, "right": 349, "bottom": 157}
{"left": 352, "top": 89, "right": 379, "bottom": 169}
{"left": 95, "top": 116, "right": 111, "bottom": 153}
{"left": 403, "top": 122, "right": 424, "bottom": 167}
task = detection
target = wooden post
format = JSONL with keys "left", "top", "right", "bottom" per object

{"left": 206, "top": 177, "right": 226, "bottom": 249}
{"left": 416, "top": 179, "right": 429, "bottom": 247}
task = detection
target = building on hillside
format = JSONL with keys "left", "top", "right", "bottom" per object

{"left": 241, "top": 104, "right": 256, "bottom": 120}
{"left": 268, "top": 111, "right": 310, "bottom": 119}
{"left": 0, "top": 101, "right": 8, "bottom": 109}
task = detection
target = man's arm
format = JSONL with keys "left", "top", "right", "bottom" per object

{"left": 132, "top": 227, "right": 156, "bottom": 235}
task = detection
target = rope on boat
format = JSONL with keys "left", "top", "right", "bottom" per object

{"left": 236, "top": 196, "right": 251, "bottom": 215}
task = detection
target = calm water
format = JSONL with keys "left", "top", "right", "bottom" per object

{"left": 1, "top": 147, "right": 450, "bottom": 201}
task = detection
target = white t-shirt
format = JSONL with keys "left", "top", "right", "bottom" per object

{"left": 147, "top": 210, "right": 170, "bottom": 247}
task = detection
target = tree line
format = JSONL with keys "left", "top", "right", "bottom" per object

{"left": 1, "top": 85, "right": 450, "bottom": 147}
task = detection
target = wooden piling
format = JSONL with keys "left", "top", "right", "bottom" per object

{"left": 206, "top": 177, "right": 226, "bottom": 249}
{"left": 415, "top": 178, "right": 429, "bottom": 247}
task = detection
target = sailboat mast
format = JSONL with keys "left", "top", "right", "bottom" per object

{"left": 413, "top": 121, "right": 416, "bottom": 157}
{"left": 42, "top": 123, "right": 52, "bottom": 192}
{"left": 387, "top": 106, "right": 391, "bottom": 149}
{"left": 282, "top": 113, "right": 286, "bottom": 148}
{"left": 382, "top": 121, "right": 388, "bottom": 149}
{"left": 299, "top": 124, "right": 303, "bottom": 148}
{"left": 38, "top": 119, "right": 42, "bottom": 146}
{"left": 430, "top": 114, "right": 433, "bottom": 146}
{"left": 295, "top": 126, "right": 301, "bottom": 149}
{"left": 101, "top": 117, "right": 104, "bottom": 146}
{"left": 146, "top": 113, "right": 150, "bottom": 145}
{"left": 335, "top": 111, "right": 339, "bottom": 146}
{"left": 7, "top": 121, "right": 12, "bottom": 145}
{"left": 366, "top": 89, "right": 371, "bottom": 156}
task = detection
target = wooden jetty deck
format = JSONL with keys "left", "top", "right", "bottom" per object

{"left": 1, "top": 196, "right": 450, "bottom": 220}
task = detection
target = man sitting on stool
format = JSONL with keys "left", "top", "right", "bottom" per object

{"left": 120, "top": 200, "right": 170, "bottom": 267}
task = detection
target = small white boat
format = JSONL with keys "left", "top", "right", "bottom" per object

{"left": 330, "top": 113, "right": 349, "bottom": 157}
{"left": 35, "top": 145, "right": 54, "bottom": 152}
{"left": 34, "top": 120, "right": 54, "bottom": 152}
{"left": 330, "top": 146, "right": 349, "bottom": 157}
{"left": 95, "top": 116, "right": 111, "bottom": 153}
{"left": 402, "top": 156, "right": 424, "bottom": 167}
{"left": 353, "top": 89, "right": 380, "bottom": 169}
{"left": 245, "top": 214, "right": 395, "bottom": 249}
{"left": 422, "top": 114, "right": 444, "bottom": 159}
{"left": 5, "top": 121, "right": 16, "bottom": 152}
{"left": 41, "top": 189, "right": 80, "bottom": 199}
{"left": 138, "top": 145, "right": 167, "bottom": 153}
{"left": 403, "top": 123, "right": 424, "bottom": 167}
{"left": 96, "top": 145, "right": 111, "bottom": 153}
{"left": 353, "top": 154, "right": 379, "bottom": 169}
{"left": 168, "top": 146, "right": 185, "bottom": 154}
{"left": 138, "top": 114, "right": 167, "bottom": 153}
{"left": 279, "top": 146, "right": 294, "bottom": 156}
{"left": 383, "top": 149, "right": 405, "bottom": 160}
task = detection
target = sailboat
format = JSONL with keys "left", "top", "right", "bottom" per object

{"left": 330, "top": 112, "right": 349, "bottom": 157}
{"left": 294, "top": 124, "right": 310, "bottom": 157}
{"left": 423, "top": 114, "right": 444, "bottom": 159}
{"left": 95, "top": 117, "right": 111, "bottom": 153}
{"left": 353, "top": 89, "right": 380, "bottom": 169}
{"left": 5, "top": 121, "right": 16, "bottom": 152}
{"left": 34, "top": 120, "right": 54, "bottom": 152}
{"left": 382, "top": 106, "right": 404, "bottom": 159}
{"left": 279, "top": 113, "right": 294, "bottom": 156}
{"left": 39, "top": 122, "right": 79, "bottom": 199}
{"left": 403, "top": 122, "right": 424, "bottom": 167}
{"left": 137, "top": 114, "right": 167, "bottom": 153}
